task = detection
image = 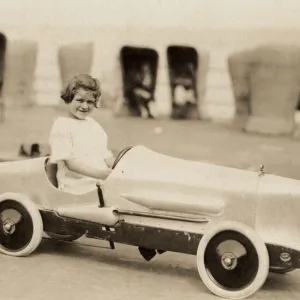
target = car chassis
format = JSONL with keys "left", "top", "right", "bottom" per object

{"left": 39, "top": 188, "right": 300, "bottom": 271}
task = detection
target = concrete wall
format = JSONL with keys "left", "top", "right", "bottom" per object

{"left": 2, "top": 25, "right": 300, "bottom": 121}
{"left": 1, "top": 0, "right": 300, "bottom": 121}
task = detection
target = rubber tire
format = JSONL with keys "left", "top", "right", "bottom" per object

{"left": 45, "top": 232, "right": 83, "bottom": 242}
{"left": 197, "top": 221, "right": 269, "bottom": 300}
{"left": 0, "top": 193, "right": 43, "bottom": 257}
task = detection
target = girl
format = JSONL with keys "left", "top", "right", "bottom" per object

{"left": 49, "top": 74, "right": 114, "bottom": 195}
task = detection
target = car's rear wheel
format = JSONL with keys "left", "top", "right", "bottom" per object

{"left": 0, "top": 195, "right": 43, "bottom": 256}
{"left": 197, "top": 221, "right": 269, "bottom": 299}
{"left": 45, "top": 232, "right": 83, "bottom": 242}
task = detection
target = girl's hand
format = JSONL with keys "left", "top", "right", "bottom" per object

{"left": 97, "top": 168, "right": 112, "bottom": 180}
{"left": 96, "top": 169, "right": 112, "bottom": 185}
{"left": 103, "top": 168, "right": 113, "bottom": 179}
{"left": 105, "top": 156, "right": 116, "bottom": 168}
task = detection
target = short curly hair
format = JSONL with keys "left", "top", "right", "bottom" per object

{"left": 60, "top": 74, "right": 101, "bottom": 104}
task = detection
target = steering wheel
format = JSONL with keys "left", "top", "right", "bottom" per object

{"left": 112, "top": 146, "right": 133, "bottom": 169}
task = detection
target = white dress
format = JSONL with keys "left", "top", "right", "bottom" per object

{"left": 48, "top": 116, "right": 113, "bottom": 195}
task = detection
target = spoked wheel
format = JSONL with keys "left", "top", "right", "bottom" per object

{"left": 45, "top": 232, "right": 83, "bottom": 242}
{"left": 0, "top": 195, "right": 43, "bottom": 256}
{"left": 197, "top": 221, "right": 269, "bottom": 300}
{"left": 269, "top": 266, "right": 295, "bottom": 274}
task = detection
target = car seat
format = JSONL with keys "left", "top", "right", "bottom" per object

{"left": 44, "top": 158, "right": 58, "bottom": 188}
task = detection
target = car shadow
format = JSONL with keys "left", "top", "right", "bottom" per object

{"left": 261, "top": 271, "right": 300, "bottom": 293}
{"left": 34, "top": 238, "right": 300, "bottom": 296}
{"left": 35, "top": 238, "right": 200, "bottom": 280}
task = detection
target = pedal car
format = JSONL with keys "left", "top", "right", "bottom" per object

{"left": 0, "top": 145, "right": 300, "bottom": 299}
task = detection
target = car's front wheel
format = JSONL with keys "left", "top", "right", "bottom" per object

{"left": 197, "top": 221, "right": 269, "bottom": 299}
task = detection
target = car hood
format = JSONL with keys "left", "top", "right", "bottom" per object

{"left": 255, "top": 174, "right": 300, "bottom": 250}
{"left": 104, "top": 146, "right": 261, "bottom": 226}
{"left": 110, "top": 145, "right": 260, "bottom": 192}
{"left": 105, "top": 146, "right": 300, "bottom": 238}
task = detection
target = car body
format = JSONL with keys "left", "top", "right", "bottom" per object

{"left": 0, "top": 145, "right": 299, "bottom": 299}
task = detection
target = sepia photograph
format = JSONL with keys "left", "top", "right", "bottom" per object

{"left": 1, "top": 0, "right": 300, "bottom": 299}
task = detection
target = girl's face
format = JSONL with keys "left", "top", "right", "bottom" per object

{"left": 68, "top": 88, "right": 97, "bottom": 120}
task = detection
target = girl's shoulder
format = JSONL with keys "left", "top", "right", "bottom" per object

{"left": 52, "top": 116, "right": 71, "bottom": 127}
{"left": 86, "top": 116, "right": 98, "bottom": 124}
{"left": 50, "top": 117, "right": 78, "bottom": 134}
{"left": 86, "top": 117, "right": 104, "bottom": 128}
{"left": 86, "top": 117, "right": 107, "bottom": 135}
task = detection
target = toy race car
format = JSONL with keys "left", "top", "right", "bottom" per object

{"left": 0, "top": 145, "right": 299, "bottom": 299}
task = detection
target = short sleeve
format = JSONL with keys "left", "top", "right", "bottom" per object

{"left": 48, "top": 118, "right": 74, "bottom": 163}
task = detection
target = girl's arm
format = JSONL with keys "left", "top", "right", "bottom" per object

{"left": 65, "top": 158, "right": 112, "bottom": 180}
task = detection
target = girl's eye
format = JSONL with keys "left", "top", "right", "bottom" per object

{"left": 76, "top": 99, "right": 84, "bottom": 103}
{"left": 87, "top": 101, "right": 95, "bottom": 105}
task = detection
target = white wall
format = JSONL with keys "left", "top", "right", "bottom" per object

{"left": 1, "top": 0, "right": 300, "bottom": 121}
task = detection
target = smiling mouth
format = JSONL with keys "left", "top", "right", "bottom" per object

{"left": 78, "top": 110, "right": 89, "bottom": 113}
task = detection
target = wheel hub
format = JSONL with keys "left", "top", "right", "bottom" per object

{"left": 3, "top": 219, "right": 16, "bottom": 234}
{"left": 221, "top": 252, "right": 237, "bottom": 270}
{"left": 203, "top": 231, "right": 260, "bottom": 290}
